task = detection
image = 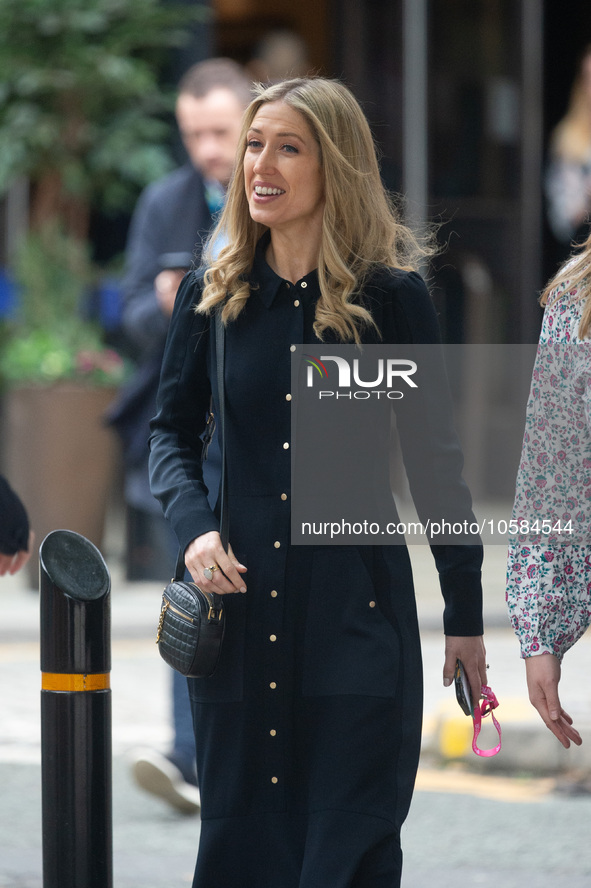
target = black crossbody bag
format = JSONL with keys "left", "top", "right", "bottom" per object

{"left": 156, "top": 311, "right": 227, "bottom": 677}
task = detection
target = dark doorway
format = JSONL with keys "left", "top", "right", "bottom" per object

{"left": 542, "top": 0, "right": 591, "bottom": 282}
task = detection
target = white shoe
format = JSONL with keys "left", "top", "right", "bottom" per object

{"left": 131, "top": 748, "right": 201, "bottom": 815}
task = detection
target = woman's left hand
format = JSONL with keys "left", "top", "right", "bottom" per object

{"left": 443, "top": 635, "right": 487, "bottom": 711}
{"left": 525, "top": 653, "right": 582, "bottom": 748}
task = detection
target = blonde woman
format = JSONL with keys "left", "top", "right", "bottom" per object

{"left": 149, "top": 77, "right": 486, "bottom": 888}
{"left": 507, "top": 233, "right": 591, "bottom": 749}
{"left": 546, "top": 45, "right": 591, "bottom": 245}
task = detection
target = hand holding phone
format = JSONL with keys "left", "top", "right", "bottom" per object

{"left": 454, "top": 658, "right": 473, "bottom": 716}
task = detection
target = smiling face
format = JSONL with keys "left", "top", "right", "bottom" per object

{"left": 243, "top": 101, "right": 325, "bottom": 240}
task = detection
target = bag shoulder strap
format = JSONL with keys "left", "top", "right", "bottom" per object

{"left": 215, "top": 309, "right": 228, "bottom": 551}
{"left": 173, "top": 309, "right": 227, "bottom": 583}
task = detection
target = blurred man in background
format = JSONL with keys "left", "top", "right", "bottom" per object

{"left": 110, "top": 57, "right": 252, "bottom": 814}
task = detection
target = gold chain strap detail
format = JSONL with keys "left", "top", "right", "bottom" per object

{"left": 156, "top": 599, "right": 170, "bottom": 643}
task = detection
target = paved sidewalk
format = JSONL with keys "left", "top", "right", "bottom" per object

{"left": 2, "top": 532, "right": 591, "bottom": 888}
{"left": 2, "top": 538, "right": 591, "bottom": 772}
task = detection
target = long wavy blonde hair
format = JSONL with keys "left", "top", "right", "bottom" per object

{"left": 550, "top": 44, "right": 591, "bottom": 164}
{"left": 541, "top": 229, "right": 591, "bottom": 338}
{"left": 197, "top": 76, "right": 433, "bottom": 342}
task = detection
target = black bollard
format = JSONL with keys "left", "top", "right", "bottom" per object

{"left": 39, "top": 529, "right": 112, "bottom": 888}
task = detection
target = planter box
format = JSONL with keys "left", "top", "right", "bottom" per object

{"left": 4, "top": 384, "right": 119, "bottom": 586}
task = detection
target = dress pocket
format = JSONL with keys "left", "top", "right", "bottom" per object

{"left": 302, "top": 548, "right": 400, "bottom": 698}
{"left": 187, "top": 593, "right": 246, "bottom": 703}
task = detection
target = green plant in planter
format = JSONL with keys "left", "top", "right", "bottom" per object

{"left": 0, "top": 0, "right": 209, "bottom": 239}
{"left": 0, "top": 226, "right": 126, "bottom": 386}
{"left": 0, "top": 0, "right": 208, "bottom": 388}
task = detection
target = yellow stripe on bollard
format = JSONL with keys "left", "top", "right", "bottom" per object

{"left": 41, "top": 672, "right": 110, "bottom": 691}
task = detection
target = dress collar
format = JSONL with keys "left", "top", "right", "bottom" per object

{"left": 250, "top": 231, "right": 319, "bottom": 309}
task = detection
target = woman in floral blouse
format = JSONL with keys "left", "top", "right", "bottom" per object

{"left": 506, "top": 233, "right": 591, "bottom": 749}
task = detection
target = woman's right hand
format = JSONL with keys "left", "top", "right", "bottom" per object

{"left": 184, "top": 531, "right": 247, "bottom": 594}
{"left": 525, "top": 653, "right": 582, "bottom": 748}
{"left": 0, "top": 530, "right": 34, "bottom": 577}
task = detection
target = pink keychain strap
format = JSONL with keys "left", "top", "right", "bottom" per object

{"left": 472, "top": 685, "right": 502, "bottom": 757}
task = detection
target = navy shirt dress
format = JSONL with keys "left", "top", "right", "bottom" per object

{"left": 149, "top": 237, "right": 483, "bottom": 888}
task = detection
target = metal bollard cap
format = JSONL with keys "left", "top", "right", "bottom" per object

{"left": 40, "top": 529, "right": 109, "bottom": 601}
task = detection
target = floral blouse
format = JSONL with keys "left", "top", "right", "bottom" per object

{"left": 506, "top": 276, "right": 591, "bottom": 659}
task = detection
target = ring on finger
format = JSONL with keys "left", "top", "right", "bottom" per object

{"left": 203, "top": 564, "right": 219, "bottom": 581}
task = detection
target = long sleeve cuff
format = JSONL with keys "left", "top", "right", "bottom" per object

{"left": 439, "top": 568, "right": 484, "bottom": 636}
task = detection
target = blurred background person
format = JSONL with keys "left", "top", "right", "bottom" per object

{"left": 108, "top": 57, "right": 252, "bottom": 815}
{"left": 546, "top": 44, "right": 591, "bottom": 255}
{"left": 112, "top": 58, "right": 252, "bottom": 583}
{"left": 246, "top": 29, "right": 311, "bottom": 84}
{"left": 0, "top": 475, "right": 32, "bottom": 577}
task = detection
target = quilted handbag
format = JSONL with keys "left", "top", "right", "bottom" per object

{"left": 156, "top": 310, "right": 228, "bottom": 678}
{"left": 156, "top": 563, "right": 225, "bottom": 677}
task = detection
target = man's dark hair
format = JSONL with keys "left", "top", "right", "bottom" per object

{"left": 178, "top": 58, "right": 253, "bottom": 107}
